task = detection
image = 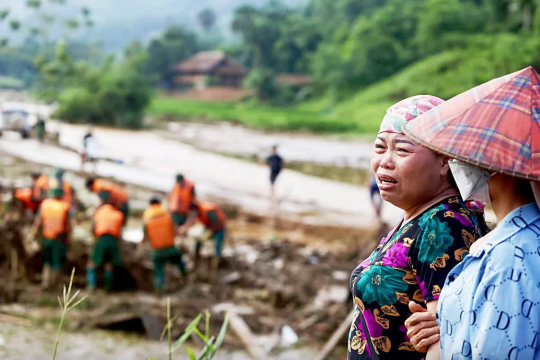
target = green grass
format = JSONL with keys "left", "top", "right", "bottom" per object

{"left": 149, "top": 97, "right": 356, "bottom": 134}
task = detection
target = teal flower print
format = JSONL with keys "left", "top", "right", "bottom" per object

{"left": 418, "top": 205, "right": 446, "bottom": 228}
{"left": 356, "top": 266, "right": 408, "bottom": 306}
{"left": 417, "top": 216, "right": 454, "bottom": 264}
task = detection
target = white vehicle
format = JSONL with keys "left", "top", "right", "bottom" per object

{"left": 0, "top": 102, "right": 40, "bottom": 139}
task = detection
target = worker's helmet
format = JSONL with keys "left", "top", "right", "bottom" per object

{"left": 98, "top": 190, "right": 111, "bottom": 203}
{"left": 49, "top": 187, "right": 64, "bottom": 199}
{"left": 53, "top": 168, "right": 65, "bottom": 179}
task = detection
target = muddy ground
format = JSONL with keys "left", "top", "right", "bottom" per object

{"left": 0, "top": 153, "right": 386, "bottom": 360}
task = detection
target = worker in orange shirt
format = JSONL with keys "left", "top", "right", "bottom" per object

{"left": 180, "top": 201, "right": 226, "bottom": 274}
{"left": 32, "top": 169, "right": 76, "bottom": 213}
{"left": 30, "top": 187, "right": 71, "bottom": 289}
{"left": 86, "top": 177, "right": 130, "bottom": 223}
{"left": 168, "top": 174, "right": 196, "bottom": 227}
{"left": 141, "top": 196, "right": 187, "bottom": 293}
{"left": 86, "top": 191, "right": 125, "bottom": 292}
{"left": 11, "top": 173, "right": 41, "bottom": 219}
{"left": 50, "top": 168, "right": 76, "bottom": 213}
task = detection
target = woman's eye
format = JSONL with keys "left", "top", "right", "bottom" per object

{"left": 397, "top": 148, "right": 410, "bottom": 153}
{"left": 375, "top": 144, "right": 385, "bottom": 149}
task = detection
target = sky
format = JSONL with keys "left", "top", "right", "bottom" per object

{"left": 1, "top": 0, "right": 307, "bottom": 51}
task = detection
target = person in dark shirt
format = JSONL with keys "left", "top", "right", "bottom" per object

{"left": 266, "top": 145, "right": 283, "bottom": 189}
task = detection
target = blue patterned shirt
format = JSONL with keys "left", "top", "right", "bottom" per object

{"left": 438, "top": 203, "right": 540, "bottom": 360}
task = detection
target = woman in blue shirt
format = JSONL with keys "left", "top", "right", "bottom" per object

{"left": 405, "top": 164, "right": 540, "bottom": 359}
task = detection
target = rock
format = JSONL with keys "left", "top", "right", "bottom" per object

{"left": 280, "top": 325, "right": 299, "bottom": 347}
{"left": 312, "top": 286, "right": 349, "bottom": 308}
{"left": 332, "top": 271, "right": 349, "bottom": 281}
{"left": 213, "top": 303, "right": 254, "bottom": 315}
{"left": 221, "top": 271, "right": 242, "bottom": 285}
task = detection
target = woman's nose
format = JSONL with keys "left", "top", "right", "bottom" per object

{"left": 379, "top": 150, "right": 395, "bottom": 170}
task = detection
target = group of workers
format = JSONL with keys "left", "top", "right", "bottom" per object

{"left": 12, "top": 169, "right": 227, "bottom": 293}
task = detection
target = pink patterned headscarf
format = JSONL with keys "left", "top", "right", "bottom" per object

{"left": 378, "top": 95, "right": 444, "bottom": 134}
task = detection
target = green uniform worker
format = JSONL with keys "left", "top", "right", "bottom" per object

{"left": 86, "top": 191, "right": 125, "bottom": 292}
{"left": 142, "top": 197, "right": 187, "bottom": 292}
{"left": 31, "top": 187, "right": 71, "bottom": 289}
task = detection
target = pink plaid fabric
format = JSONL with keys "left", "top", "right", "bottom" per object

{"left": 404, "top": 66, "right": 540, "bottom": 180}
{"left": 378, "top": 95, "right": 444, "bottom": 134}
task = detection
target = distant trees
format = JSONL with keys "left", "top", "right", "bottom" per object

{"left": 143, "top": 26, "right": 199, "bottom": 88}
{"left": 198, "top": 8, "right": 217, "bottom": 32}
{"left": 1, "top": 2, "right": 151, "bottom": 129}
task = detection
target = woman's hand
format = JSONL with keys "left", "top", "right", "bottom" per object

{"left": 404, "top": 301, "right": 440, "bottom": 352}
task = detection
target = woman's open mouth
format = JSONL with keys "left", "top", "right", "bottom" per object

{"left": 377, "top": 174, "right": 398, "bottom": 190}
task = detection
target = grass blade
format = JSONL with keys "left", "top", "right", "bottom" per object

{"left": 194, "top": 327, "right": 209, "bottom": 342}
{"left": 197, "top": 337, "right": 215, "bottom": 360}
{"left": 210, "top": 313, "right": 229, "bottom": 359}
{"left": 187, "top": 347, "right": 197, "bottom": 360}
{"left": 67, "top": 295, "right": 88, "bottom": 311}
{"left": 171, "top": 314, "right": 203, "bottom": 351}
{"left": 205, "top": 309, "right": 210, "bottom": 340}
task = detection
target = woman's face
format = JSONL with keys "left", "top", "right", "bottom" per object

{"left": 371, "top": 132, "right": 449, "bottom": 211}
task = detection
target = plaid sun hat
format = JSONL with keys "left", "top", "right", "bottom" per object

{"left": 378, "top": 95, "right": 445, "bottom": 134}
{"left": 403, "top": 66, "right": 540, "bottom": 180}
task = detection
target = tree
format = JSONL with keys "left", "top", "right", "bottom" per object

{"left": 273, "top": 13, "right": 322, "bottom": 73}
{"left": 232, "top": 4, "right": 284, "bottom": 68}
{"left": 310, "top": 0, "right": 423, "bottom": 96}
{"left": 517, "top": 0, "right": 536, "bottom": 32}
{"left": 244, "top": 67, "right": 278, "bottom": 100}
{"left": 144, "top": 25, "right": 199, "bottom": 88}
{"left": 415, "top": 0, "right": 487, "bottom": 54}
{"left": 534, "top": 4, "right": 540, "bottom": 34}
{"left": 198, "top": 8, "right": 216, "bottom": 32}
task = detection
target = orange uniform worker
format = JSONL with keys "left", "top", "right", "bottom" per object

{"left": 181, "top": 201, "right": 227, "bottom": 272}
{"left": 86, "top": 177, "right": 130, "bottom": 222}
{"left": 168, "top": 174, "right": 196, "bottom": 226}
{"left": 30, "top": 187, "right": 71, "bottom": 289}
{"left": 13, "top": 173, "right": 42, "bottom": 215}
{"left": 142, "top": 197, "right": 187, "bottom": 292}
{"left": 51, "top": 168, "right": 76, "bottom": 212}
{"left": 86, "top": 191, "right": 125, "bottom": 292}
{"left": 33, "top": 169, "right": 76, "bottom": 212}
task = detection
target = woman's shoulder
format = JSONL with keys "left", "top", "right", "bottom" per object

{"left": 418, "top": 196, "right": 477, "bottom": 228}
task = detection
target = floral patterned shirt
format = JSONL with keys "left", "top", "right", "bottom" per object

{"left": 348, "top": 196, "right": 483, "bottom": 360}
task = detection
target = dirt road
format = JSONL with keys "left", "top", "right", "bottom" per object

{"left": 0, "top": 122, "right": 401, "bottom": 227}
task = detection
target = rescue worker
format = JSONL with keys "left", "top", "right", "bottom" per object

{"left": 13, "top": 173, "right": 41, "bottom": 216}
{"left": 181, "top": 201, "right": 226, "bottom": 275}
{"left": 86, "top": 191, "right": 125, "bottom": 292}
{"left": 141, "top": 197, "right": 187, "bottom": 293}
{"left": 168, "top": 174, "right": 196, "bottom": 227}
{"left": 32, "top": 168, "right": 76, "bottom": 212}
{"left": 86, "top": 178, "right": 130, "bottom": 223}
{"left": 50, "top": 168, "right": 76, "bottom": 212}
{"left": 33, "top": 172, "right": 50, "bottom": 203}
{"left": 30, "top": 187, "right": 71, "bottom": 289}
